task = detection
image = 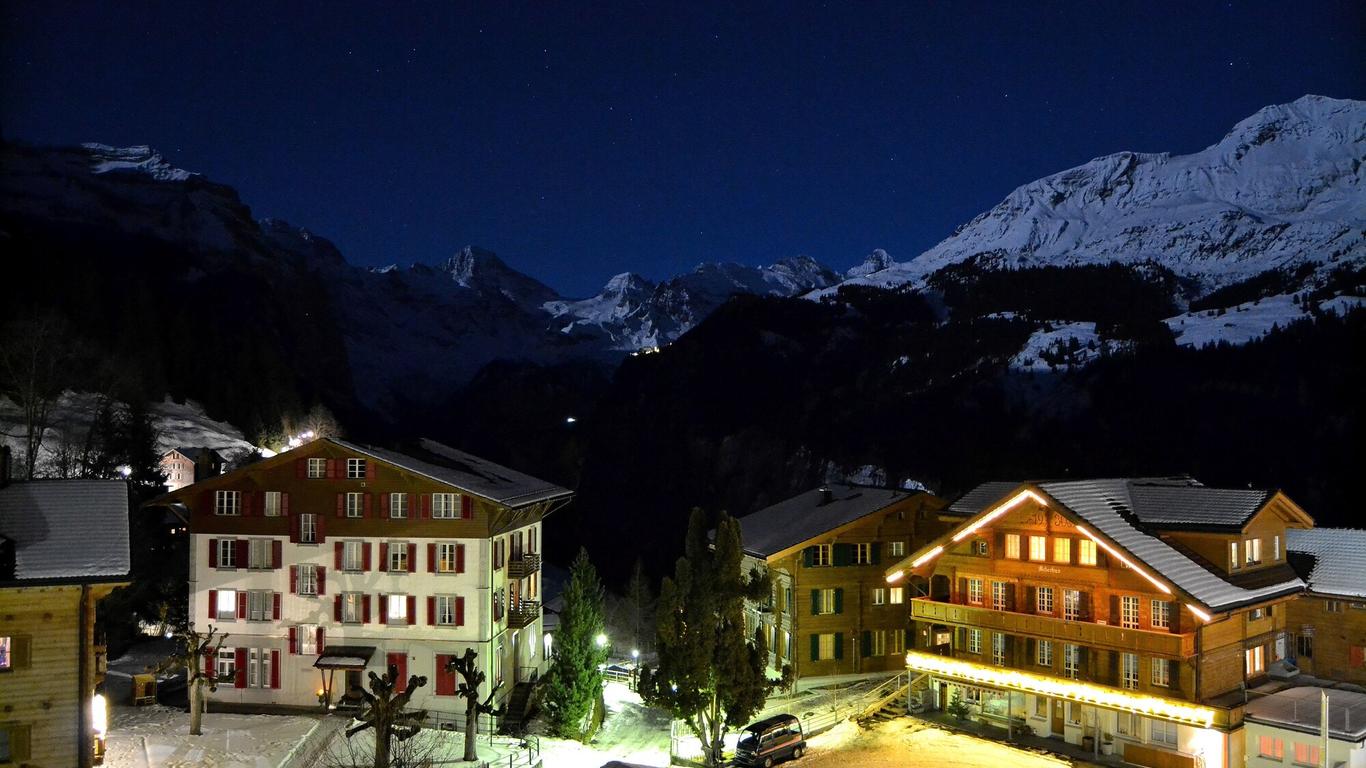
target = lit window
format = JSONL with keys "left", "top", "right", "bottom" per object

{"left": 432, "top": 493, "right": 458, "bottom": 519}
{"left": 264, "top": 491, "right": 282, "bottom": 516}
{"left": 1245, "top": 538, "right": 1262, "bottom": 565}
{"left": 296, "top": 565, "right": 318, "bottom": 596}
{"left": 344, "top": 541, "right": 364, "bottom": 572}
{"left": 389, "top": 543, "right": 409, "bottom": 573}
{"left": 0, "top": 636, "right": 10, "bottom": 670}
{"left": 387, "top": 594, "right": 407, "bottom": 624}
{"left": 991, "top": 581, "right": 1009, "bottom": 611}
{"left": 817, "top": 633, "right": 836, "bottom": 660}
{"left": 1151, "top": 600, "right": 1171, "bottom": 629}
{"left": 345, "top": 492, "right": 364, "bottom": 518}
{"left": 436, "top": 595, "right": 458, "bottom": 625}
{"left": 299, "top": 513, "right": 317, "bottom": 543}
{"left": 438, "top": 543, "right": 460, "bottom": 573}
{"left": 1053, "top": 538, "right": 1071, "bottom": 564}
{"left": 967, "top": 629, "right": 982, "bottom": 654}
{"left": 217, "top": 539, "right": 237, "bottom": 569}
{"left": 991, "top": 633, "right": 1006, "bottom": 666}
{"left": 1292, "top": 742, "right": 1319, "bottom": 766}
{"left": 815, "top": 588, "right": 837, "bottom": 615}
{"left": 972, "top": 540, "right": 989, "bottom": 556}
{"left": 1117, "top": 712, "right": 1136, "bottom": 736}
{"left": 1230, "top": 541, "right": 1240, "bottom": 570}
{"left": 307, "top": 458, "right": 326, "bottom": 478}
{"left": 967, "top": 578, "right": 983, "bottom": 605}
{"left": 811, "top": 544, "right": 832, "bottom": 567}
{"left": 346, "top": 458, "right": 366, "bottom": 479}
{"left": 215, "top": 490, "right": 240, "bottom": 516}
{"left": 216, "top": 648, "right": 236, "bottom": 680}
{"left": 1063, "top": 643, "right": 1080, "bottom": 679}
{"left": 1037, "top": 586, "right": 1054, "bottom": 614}
{"left": 889, "top": 587, "right": 904, "bottom": 604}
{"left": 1063, "top": 589, "right": 1082, "bottom": 621}
{"left": 889, "top": 629, "right": 904, "bottom": 655}
{"left": 1151, "top": 657, "right": 1171, "bottom": 687}
{"left": 1036, "top": 639, "right": 1052, "bottom": 667}
{"left": 1258, "top": 736, "right": 1284, "bottom": 760}
{"left": 1327, "top": 600, "right": 1343, "bottom": 613}
{"left": 341, "top": 593, "right": 365, "bottom": 623}
{"left": 1121, "top": 596, "right": 1140, "bottom": 629}
{"left": 1068, "top": 702, "right": 1083, "bottom": 724}
{"left": 1078, "top": 539, "right": 1097, "bottom": 566}
{"left": 389, "top": 493, "right": 408, "bottom": 518}
{"left": 298, "top": 624, "right": 318, "bottom": 655}
{"left": 871, "top": 588, "right": 886, "bottom": 605}
{"left": 889, "top": 541, "right": 905, "bottom": 558}
{"left": 1028, "top": 536, "right": 1047, "bottom": 561}
{"left": 869, "top": 630, "right": 886, "bottom": 656}
{"left": 1004, "top": 534, "right": 1021, "bottom": 560}
{"left": 784, "top": 631, "right": 793, "bottom": 660}
{"left": 855, "top": 543, "right": 872, "bottom": 564}
{"left": 1246, "top": 645, "right": 1266, "bottom": 676}
{"left": 1121, "top": 652, "right": 1138, "bottom": 689}
{"left": 1150, "top": 719, "right": 1178, "bottom": 747}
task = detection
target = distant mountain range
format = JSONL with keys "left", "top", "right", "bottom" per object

{"left": 1, "top": 95, "right": 1361, "bottom": 420}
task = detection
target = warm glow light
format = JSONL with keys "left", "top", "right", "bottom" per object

{"left": 911, "top": 546, "right": 944, "bottom": 568}
{"left": 595, "top": 633, "right": 609, "bottom": 648}
{"left": 1185, "top": 603, "right": 1212, "bottom": 623}
{"left": 1073, "top": 524, "right": 1172, "bottom": 595}
{"left": 903, "top": 651, "right": 1216, "bottom": 727}
{"left": 951, "top": 490, "right": 1048, "bottom": 542}
{"left": 91, "top": 693, "right": 107, "bottom": 738}
{"left": 885, "top": 569, "right": 905, "bottom": 583}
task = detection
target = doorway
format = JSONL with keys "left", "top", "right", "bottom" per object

{"left": 1051, "top": 699, "right": 1064, "bottom": 737}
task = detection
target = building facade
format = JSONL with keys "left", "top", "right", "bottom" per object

{"left": 0, "top": 476, "right": 130, "bottom": 768}
{"left": 160, "top": 447, "right": 227, "bottom": 493}
{"left": 1243, "top": 686, "right": 1366, "bottom": 768}
{"left": 736, "top": 485, "right": 949, "bottom": 681}
{"left": 1284, "top": 527, "right": 1366, "bottom": 686}
{"left": 887, "top": 478, "right": 1317, "bottom": 768}
{"left": 154, "top": 437, "right": 570, "bottom": 717}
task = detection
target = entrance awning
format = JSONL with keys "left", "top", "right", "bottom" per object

{"left": 314, "top": 645, "right": 377, "bottom": 669}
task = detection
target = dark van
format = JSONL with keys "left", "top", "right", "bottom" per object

{"left": 733, "top": 714, "right": 806, "bottom": 767}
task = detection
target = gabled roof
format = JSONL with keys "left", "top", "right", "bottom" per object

{"left": 332, "top": 438, "right": 572, "bottom": 508}
{"left": 165, "top": 446, "right": 226, "bottom": 462}
{"left": 946, "top": 481, "right": 1018, "bottom": 516}
{"left": 1127, "top": 483, "right": 1275, "bottom": 531}
{"left": 891, "top": 477, "right": 1305, "bottom": 613}
{"left": 738, "top": 484, "right": 920, "bottom": 559}
{"left": 1286, "top": 527, "right": 1366, "bottom": 599}
{"left": 0, "top": 479, "right": 131, "bottom": 584}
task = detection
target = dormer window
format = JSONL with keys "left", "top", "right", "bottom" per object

{"left": 972, "top": 540, "right": 989, "bottom": 557}
{"left": 1230, "top": 541, "right": 1241, "bottom": 570}
{"left": 1244, "top": 538, "right": 1262, "bottom": 566}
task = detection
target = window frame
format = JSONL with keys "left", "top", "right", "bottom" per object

{"left": 855, "top": 543, "right": 872, "bottom": 564}
{"left": 991, "top": 632, "right": 1006, "bottom": 665}
{"left": 889, "top": 541, "right": 906, "bottom": 558}
{"left": 1258, "top": 735, "right": 1284, "bottom": 761}
{"left": 1150, "top": 719, "right": 1178, "bottom": 747}
{"left": 389, "top": 543, "right": 410, "bottom": 573}
{"left": 307, "top": 458, "right": 326, "bottom": 478}
{"left": 1004, "top": 533, "right": 1021, "bottom": 560}
{"left": 812, "top": 544, "right": 832, "bottom": 567}
{"left": 297, "top": 564, "right": 319, "bottom": 596}
{"left": 346, "top": 458, "right": 366, "bottom": 479}
{"left": 1120, "top": 595, "right": 1140, "bottom": 629}
{"left": 889, "top": 587, "right": 904, "bottom": 605}
{"left": 432, "top": 493, "right": 458, "bottom": 520}
{"left": 1028, "top": 535, "right": 1047, "bottom": 562}
{"left": 816, "top": 588, "right": 837, "bottom": 615}
{"left": 1151, "top": 599, "right": 1171, "bottom": 629}
{"left": 436, "top": 595, "right": 457, "bottom": 625}
{"left": 991, "top": 581, "right": 1008, "bottom": 611}
{"left": 247, "top": 590, "right": 272, "bottom": 621}
{"left": 298, "top": 624, "right": 319, "bottom": 654}
{"left": 817, "top": 633, "right": 835, "bottom": 661}
{"left": 967, "top": 628, "right": 982, "bottom": 654}
{"left": 1063, "top": 643, "right": 1080, "bottom": 679}
{"left": 386, "top": 594, "right": 408, "bottom": 625}
{"left": 264, "top": 491, "right": 282, "bottom": 517}
{"left": 1053, "top": 537, "right": 1071, "bottom": 564}
{"left": 438, "top": 542, "right": 460, "bottom": 573}
{"left": 967, "top": 578, "right": 984, "bottom": 605}
{"left": 1077, "top": 539, "right": 1097, "bottom": 566}
{"left": 217, "top": 539, "right": 237, "bottom": 569}
{"left": 1037, "top": 638, "right": 1053, "bottom": 667}
{"left": 871, "top": 587, "right": 886, "bottom": 606}
{"left": 341, "top": 592, "right": 365, "bottom": 624}
{"left": 216, "top": 647, "right": 236, "bottom": 680}
{"left": 389, "top": 492, "right": 408, "bottom": 519}
{"left": 1151, "top": 657, "right": 1171, "bottom": 687}
{"left": 1037, "top": 586, "right": 1054, "bottom": 614}
{"left": 215, "top": 490, "right": 241, "bottom": 516}
{"left": 343, "top": 541, "right": 364, "bottom": 572}
{"left": 1063, "top": 589, "right": 1082, "bottom": 621}
{"left": 299, "top": 513, "right": 317, "bottom": 544}
{"left": 345, "top": 492, "right": 364, "bottom": 518}
{"left": 1120, "top": 652, "right": 1139, "bottom": 690}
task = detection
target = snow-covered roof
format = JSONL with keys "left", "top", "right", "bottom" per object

{"left": 738, "top": 484, "right": 921, "bottom": 559}
{"left": 1244, "top": 685, "right": 1366, "bottom": 741}
{"left": 0, "top": 479, "right": 130, "bottom": 584}
{"left": 1286, "top": 527, "right": 1366, "bottom": 599}
{"left": 947, "top": 482, "right": 1019, "bottom": 516}
{"left": 331, "top": 438, "right": 572, "bottom": 508}
{"left": 1127, "top": 483, "right": 1274, "bottom": 530}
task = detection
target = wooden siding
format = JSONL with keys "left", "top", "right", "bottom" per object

{"left": 1284, "top": 594, "right": 1366, "bottom": 685}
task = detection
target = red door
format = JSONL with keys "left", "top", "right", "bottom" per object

{"left": 387, "top": 652, "right": 408, "bottom": 693}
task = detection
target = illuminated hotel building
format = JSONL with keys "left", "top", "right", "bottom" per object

{"left": 886, "top": 478, "right": 1316, "bottom": 768}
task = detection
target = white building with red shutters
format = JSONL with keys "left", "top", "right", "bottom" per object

{"left": 151, "top": 437, "right": 570, "bottom": 718}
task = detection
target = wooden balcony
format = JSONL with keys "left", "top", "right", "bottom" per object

{"left": 509, "top": 553, "right": 541, "bottom": 579}
{"left": 910, "top": 598, "right": 1195, "bottom": 658}
{"left": 508, "top": 600, "right": 540, "bottom": 629}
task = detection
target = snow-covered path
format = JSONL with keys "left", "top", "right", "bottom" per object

{"left": 104, "top": 706, "right": 320, "bottom": 768}
{"left": 800, "top": 719, "right": 1072, "bottom": 768}
{"left": 533, "top": 682, "right": 672, "bottom": 768}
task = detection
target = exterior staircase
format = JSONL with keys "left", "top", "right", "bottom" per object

{"left": 500, "top": 681, "right": 536, "bottom": 734}
{"left": 859, "top": 696, "right": 908, "bottom": 724}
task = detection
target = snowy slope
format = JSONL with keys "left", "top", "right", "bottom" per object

{"left": 828, "top": 95, "right": 1365, "bottom": 296}
{"left": 1163, "top": 294, "right": 1366, "bottom": 348}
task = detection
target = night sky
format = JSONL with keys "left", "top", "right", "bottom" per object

{"left": 2, "top": 2, "right": 1361, "bottom": 297}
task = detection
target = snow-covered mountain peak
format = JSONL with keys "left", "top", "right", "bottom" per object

{"left": 80, "top": 143, "right": 196, "bottom": 182}
{"left": 845, "top": 249, "right": 897, "bottom": 278}
{"left": 438, "top": 246, "right": 559, "bottom": 306}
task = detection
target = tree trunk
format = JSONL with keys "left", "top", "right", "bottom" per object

{"left": 463, "top": 700, "right": 479, "bottom": 762}
{"left": 189, "top": 679, "right": 204, "bottom": 736}
{"left": 373, "top": 722, "right": 390, "bottom": 768}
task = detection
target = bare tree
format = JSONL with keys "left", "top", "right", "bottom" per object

{"left": 344, "top": 665, "right": 429, "bottom": 768}
{"left": 0, "top": 313, "right": 74, "bottom": 478}
{"left": 157, "top": 622, "right": 228, "bottom": 735}
{"left": 445, "top": 649, "right": 504, "bottom": 762}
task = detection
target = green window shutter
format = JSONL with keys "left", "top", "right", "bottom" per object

{"left": 811, "top": 589, "right": 820, "bottom": 615}
{"left": 834, "top": 632, "right": 844, "bottom": 660}
{"left": 871, "top": 542, "right": 881, "bottom": 564}
{"left": 810, "top": 633, "right": 820, "bottom": 662}
{"left": 861, "top": 630, "right": 872, "bottom": 658}
{"left": 802, "top": 547, "right": 814, "bottom": 567}
{"left": 833, "top": 544, "right": 852, "bottom": 567}
{"left": 834, "top": 588, "right": 844, "bottom": 614}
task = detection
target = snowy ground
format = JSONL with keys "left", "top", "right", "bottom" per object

{"left": 104, "top": 706, "right": 319, "bottom": 768}
{"left": 1163, "top": 293, "right": 1365, "bottom": 348}
{"left": 798, "top": 718, "right": 1071, "bottom": 768}
{"left": 1009, "top": 322, "right": 1129, "bottom": 372}
{"left": 532, "top": 682, "right": 672, "bottom": 768}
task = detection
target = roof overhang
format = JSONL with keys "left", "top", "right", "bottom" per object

{"left": 314, "top": 645, "right": 377, "bottom": 669}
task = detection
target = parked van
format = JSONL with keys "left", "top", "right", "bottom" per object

{"left": 733, "top": 714, "right": 806, "bottom": 767}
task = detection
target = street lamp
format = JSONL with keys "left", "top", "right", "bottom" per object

{"left": 595, "top": 633, "right": 608, "bottom": 649}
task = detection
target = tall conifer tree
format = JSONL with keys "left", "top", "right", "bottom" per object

{"left": 543, "top": 547, "right": 607, "bottom": 740}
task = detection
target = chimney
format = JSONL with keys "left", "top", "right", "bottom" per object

{"left": 818, "top": 487, "right": 833, "bottom": 506}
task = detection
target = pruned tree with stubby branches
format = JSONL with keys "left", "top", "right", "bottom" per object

{"left": 445, "top": 649, "right": 505, "bottom": 763}
{"left": 343, "top": 664, "right": 429, "bottom": 768}
{"left": 157, "top": 622, "right": 228, "bottom": 736}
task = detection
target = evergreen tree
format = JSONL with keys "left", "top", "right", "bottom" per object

{"left": 623, "top": 558, "right": 656, "bottom": 654}
{"left": 543, "top": 547, "right": 607, "bottom": 740}
{"left": 637, "top": 508, "right": 788, "bottom": 767}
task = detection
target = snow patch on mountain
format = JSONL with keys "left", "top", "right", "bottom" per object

{"left": 1163, "top": 293, "right": 1366, "bottom": 348}
{"left": 1010, "top": 322, "right": 1131, "bottom": 372}
{"left": 81, "top": 143, "right": 196, "bottom": 181}
{"left": 845, "top": 249, "right": 898, "bottom": 278}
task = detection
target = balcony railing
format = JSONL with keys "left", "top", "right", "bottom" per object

{"left": 508, "top": 600, "right": 540, "bottom": 629}
{"left": 910, "top": 597, "right": 1195, "bottom": 657}
{"left": 508, "top": 553, "right": 542, "bottom": 579}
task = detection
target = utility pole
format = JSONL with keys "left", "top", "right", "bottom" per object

{"left": 1320, "top": 689, "right": 1329, "bottom": 768}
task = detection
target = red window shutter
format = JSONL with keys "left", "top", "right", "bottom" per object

{"left": 456, "top": 596, "right": 465, "bottom": 626}
{"left": 363, "top": 593, "right": 372, "bottom": 624}
{"left": 273, "top": 592, "right": 281, "bottom": 620}
{"left": 380, "top": 543, "right": 389, "bottom": 570}
{"left": 272, "top": 540, "right": 282, "bottom": 569}
{"left": 208, "top": 590, "right": 217, "bottom": 620}
{"left": 317, "top": 567, "right": 326, "bottom": 596}
{"left": 316, "top": 513, "right": 327, "bottom": 543}
{"left": 205, "top": 653, "right": 215, "bottom": 680}
{"left": 333, "top": 594, "right": 342, "bottom": 621}
{"left": 379, "top": 594, "right": 388, "bottom": 624}
{"left": 366, "top": 461, "right": 377, "bottom": 480}
{"left": 457, "top": 544, "right": 466, "bottom": 574}
{"left": 270, "top": 650, "right": 280, "bottom": 689}
{"left": 236, "top": 539, "right": 248, "bottom": 567}
{"left": 288, "top": 626, "right": 298, "bottom": 655}
{"left": 335, "top": 493, "right": 344, "bottom": 518}
{"left": 282, "top": 492, "right": 290, "bottom": 516}
{"left": 363, "top": 542, "right": 372, "bottom": 572}
{"left": 326, "top": 458, "right": 337, "bottom": 479}
{"left": 295, "top": 458, "right": 306, "bottom": 478}
{"left": 316, "top": 627, "right": 325, "bottom": 652}
{"left": 427, "top": 596, "right": 436, "bottom": 625}
{"left": 420, "top": 494, "right": 430, "bottom": 519}
{"left": 334, "top": 542, "right": 344, "bottom": 570}
{"left": 387, "top": 652, "right": 407, "bottom": 692}
{"left": 381, "top": 493, "right": 390, "bottom": 517}
{"left": 208, "top": 539, "right": 218, "bottom": 568}
{"left": 407, "top": 595, "right": 416, "bottom": 625}
{"left": 406, "top": 543, "right": 416, "bottom": 572}
{"left": 236, "top": 591, "right": 247, "bottom": 620}
{"left": 428, "top": 543, "right": 437, "bottom": 573}
{"left": 289, "top": 514, "right": 300, "bottom": 543}
{"left": 461, "top": 494, "right": 473, "bottom": 519}
{"left": 364, "top": 494, "right": 373, "bottom": 518}
{"left": 289, "top": 565, "right": 298, "bottom": 594}
{"left": 234, "top": 648, "right": 247, "bottom": 688}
